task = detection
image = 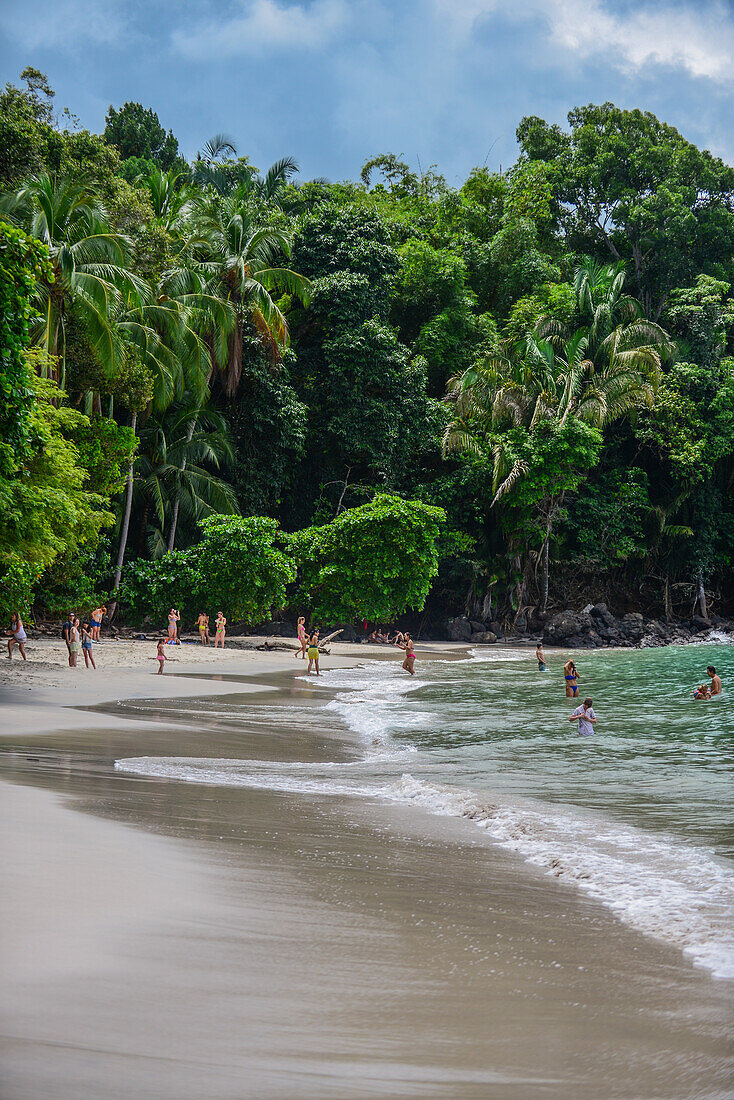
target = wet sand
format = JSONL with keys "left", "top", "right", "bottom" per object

{"left": 1, "top": 659, "right": 732, "bottom": 1098}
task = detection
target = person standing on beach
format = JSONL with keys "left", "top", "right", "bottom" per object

{"left": 168, "top": 608, "right": 180, "bottom": 644}
{"left": 569, "top": 697, "right": 596, "bottom": 735}
{"left": 536, "top": 642, "right": 547, "bottom": 671}
{"left": 7, "top": 612, "right": 27, "bottom": 660}
{"left": 62, "top": 611, "right": 75, "bottom": 667}
{"left": 68, "top": 618, "right": 81, "bottom": 668}
{"left": 306, "top": 631, "right": 320, "bottom": 675}
{"left": 81, "top": 621, "right": 96, "bottom": 669}
{"left": 156, "top": 638, "right": 166, "bottom": 674}
{"left": 90, "top": 606, "right": 106, "bottom": 641}
{"left": 395, "top": 632, "right": 416, "bottom": 675}
{"left": 564, "top": 659, "right": 580, "bottom": 697}
{"left": 708, "top": 666, "right": 722, "bottom": 695}
{"left": 197, "top": 612, "right": 210, "bottom": 645}
{"left": 214, "top": 612, "right": 226, "bottom": 648}
{"left": 296, "top": 616, "right": 308, "bottom": 659}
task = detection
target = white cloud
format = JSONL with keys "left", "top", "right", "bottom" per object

{"left": 172, "top": 0, "right": 348, "bottom": 59}
{"left": 434, "top": 0, "right": 734, "bottom": 83}
{"left": 1, "top": 0, "right": 125, "bottom": 50}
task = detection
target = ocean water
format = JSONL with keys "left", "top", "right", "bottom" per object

{"left": 117, "top": 643, "right": 734, "bottom": 980}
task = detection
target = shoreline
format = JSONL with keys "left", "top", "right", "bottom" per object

{"left": 1, "top": 642, "right": 732, "bottom": 1098}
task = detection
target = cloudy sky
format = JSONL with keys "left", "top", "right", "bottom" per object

{"left": 2, "top": 0, "right": 733, "bottom": 183}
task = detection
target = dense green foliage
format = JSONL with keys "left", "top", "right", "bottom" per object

{"left": 292, "top": 494, "right": 445, "bottom": 624}
{"left": 2, "top": 70, "right": 733, "bottom": 629}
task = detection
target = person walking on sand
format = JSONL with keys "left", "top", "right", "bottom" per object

{"left": 295, "top": 616, "right": 308, "bottom": 659}
{"left": 306, "top": 630, "right": 320, "bottom": 675}
{"left": 7, "top": 612, "right": 27, "bottom": 660}
{"left": 708, "top": 666, "right": 722, "bottom": 695}
{"left": 196, "top": 612, "right": 210, "bottom": 645}
{"left": 167, "top": 608, "right": 180, "bottom": 644}
{"left": 62, "top": 610, "right": 75, "bottom": 667}
{"left": 396, "top": 632, "right": 416, "bottom": 675}
{"left": 81, "top": 621, "right": 96, "bottom": 669}
{"left": 214, "top": 612, "right": 226, "bottom": 649}
{"left": 569, "top": 697, "right": 596, "bottom": 736}
{"left": 564, "top": 659, "right": 580, "bottom": 697}
{"left": 68, "top": 617, "right": 82, "bottom": 668}
{"left": 536, "top": 642, "right": 547, "bottom": 671}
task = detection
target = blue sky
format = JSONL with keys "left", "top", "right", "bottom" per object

{"left": 2, "top": 0, "right": 734, "bottom": 184}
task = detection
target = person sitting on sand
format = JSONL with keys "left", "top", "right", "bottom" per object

{"left": 62, "top": 610, "right": 75, "bottom": 667}
{"left": 536, "top": 642, "right": 547, "bottom": 671}
{"left": 707, "top": 666, "right": 722, "bottom": 695}
{"left": 7, "top": 611, "right": 27, "bottom": 661}
{"left": 564, "top": 659, "right": 580, "bottom": 697}
{"left": 395, "top": 632, "right": 416, "bottom": 675}
{"left": 214, "top": 612, "right": 226, "bottom": 648}
{"left": 694, "top": 683, "right": 711, "bottom": 700}
{"left": 69, "top": 617, "right": 82, "bottom": 668}
{"left": 167, "top": 608, "right": 180, "bottom": 644}
{"left": 196, "top": 612, "right": 210, "bottom": 645}
{"left": 306, "top": 630, "right": 320, "bottom": 675}
{"left": 90, "top": 605, "right": 106, "bottom": 641}
{"left": 81, "top": 621, "right": 96, "bottom": 670}
{"left": 569, "top": 697, "right": 596, "bottom": 736}
{"left": 296, "top": 616, "right": 308, "bottom": 659}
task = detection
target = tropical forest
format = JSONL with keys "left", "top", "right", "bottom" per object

{"left": 2, "top": 66, "right": 734, "bottom": 640}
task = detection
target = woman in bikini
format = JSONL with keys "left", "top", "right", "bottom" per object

{"left": 295, "top": 616, "right": 308, "bottom": 659}
{"left": 564, "top": 659, "right": 580, "bottom": 698}
{"left": 81, "top": 621, "right": 96, "bottom": 669}
{"left": 168, "top": 608, "right": 180, "bottom": 644}
{"left": 156, "top": 638, "right": 167, "bottom": 674}
{"left": 214, "top": 612, "right": 226, "bottom": 649}
{"left": 90, "top": 605, "right": 106, "bottom": 641}
{"left": 396, "top": 632, "right": 416, "bottom": 675}
{"left": 7, "top": 612, "right": 27, "bottom": 661}
{"left": 196, "top": 612, "right": 210, "bottom": 645}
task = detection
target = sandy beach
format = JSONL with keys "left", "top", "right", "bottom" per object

{"left": 1, "top": 639, "right": 732, "bottom": 1099}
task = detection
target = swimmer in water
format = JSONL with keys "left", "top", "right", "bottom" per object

{"left": 707, "top": 666, "right": 722, "bottom": 695}
{"left": 694, "top": 683, "right": 711, "bottom": 700}
{"left": 536, "top": 642, "right": 547, "bottom": 671}
{"left": 569, "top": 697, "right": 596, "bottom": 736}
{"left": 564, "top": 659, "right": 580, "bottom": 697}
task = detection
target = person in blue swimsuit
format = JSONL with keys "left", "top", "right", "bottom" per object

{"left": 564, "top": 658, "right": 580, "bottom": 697}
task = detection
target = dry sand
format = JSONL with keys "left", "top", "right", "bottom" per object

{"left": 0, "top": 640, "right": 732, "bottom": 1099}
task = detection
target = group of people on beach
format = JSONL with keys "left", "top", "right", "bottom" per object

{"left": 295, "top": 617, "right": 416, "bottom": 676}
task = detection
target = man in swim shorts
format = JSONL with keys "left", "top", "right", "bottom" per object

{"left": 569, "top": 697, "right": 596, "bottom": 736}
{"left": 536, "top": 643, "right": 547, "bottom": 671}
{"left": 707, "top": 666, "right": 722, "bottom": 695}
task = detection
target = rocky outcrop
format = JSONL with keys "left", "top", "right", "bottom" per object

{"left": 471, "top": 631, "right": 497, "bottom": 644}
{"left": 447, "top": 616, "right": 474, "bottom": 641}
{"left": 543, "top": 609, "right": 592, "bottom": 646}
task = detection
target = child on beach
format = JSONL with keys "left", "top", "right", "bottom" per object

{"left": 156, "top": 638, "right": 167, "bottom": 674}
{"left": 395, "top": 632, "right": 416, "bottom": 675}
{"left": 296, "top": 616, "right": 308, "bottom": 659}
{"left": 6, "top": 612, "right": 27, "bottom": 660}
{"left": 81, "top": 622, "right": 96, "bottom": 669}
{"left": 569, "top": 697, "right": 596, "bottom": 735}
{"left": 214, "top": 612, "right": 226, "bottom": 648}
{"left": 306, "top": 631, "right": 320, "bottom": 675}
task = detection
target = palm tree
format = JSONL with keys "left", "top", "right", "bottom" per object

{"left": 444, "top": 262, "right": 672, "bottom": 615}
{"left": 134, "top": 402, "right": 238, "bottom": 556}
{"left": 188, "top": 190, "right": 312, "bottom": 395}
{"left": 136, "top": 166, "right": 193, "bottom": 232}
{"left": 0, "top": 174, "right": 146, "bottom": 387}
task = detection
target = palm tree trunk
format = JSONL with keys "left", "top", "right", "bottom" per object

{"left": 167, "top": 416, "right": 196, "bottom": 552}
{"left": 108, "top": 410, "right": 137, "bottom": 619}
{"left": 663, "top": 574, "right": 673, "bottom": 622}
{"left": 540, "top": 536, "right": 550, "bottom": 617}
{"left": 696, "top": 567, "right": 709, "bottom": 621}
